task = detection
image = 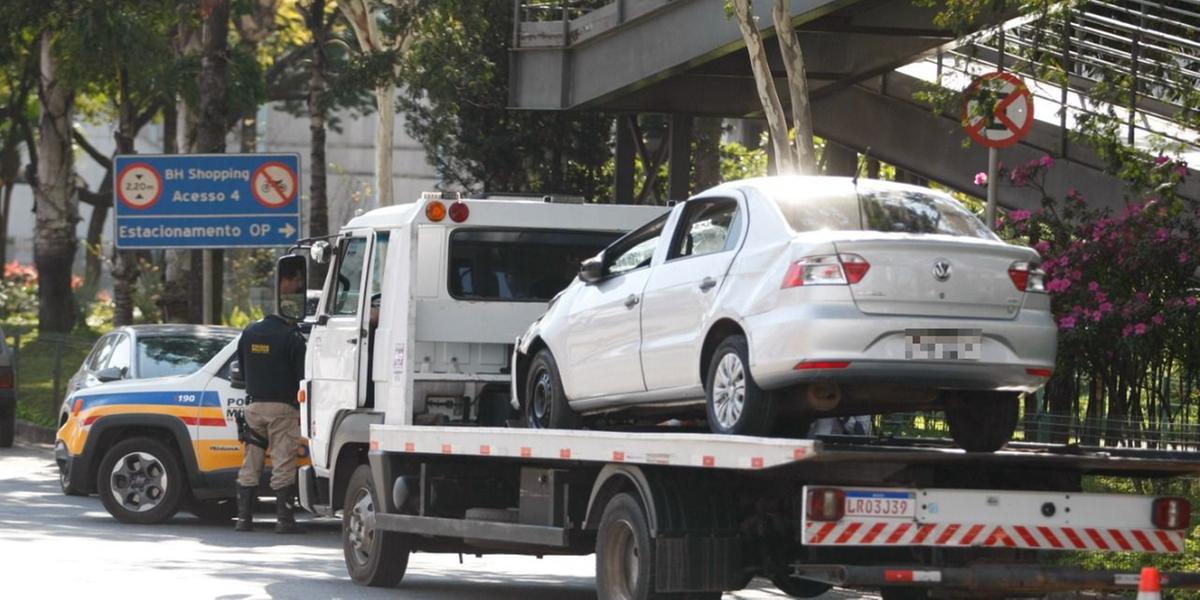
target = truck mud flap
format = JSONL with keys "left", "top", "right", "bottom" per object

{"left": 791, "top": 564, "right": 1200, "bottom": 592}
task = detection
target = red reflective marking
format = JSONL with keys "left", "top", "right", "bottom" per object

{"left": 479, "top": 445, "right": 491, "bottom": 456}
{"left": 702, "top": 455, "right": 715, "bottom": 467}
{"left": 179, "top": 416, "right": 227, "bottom": 427}
{"left": 912, "top": 523, "right": 938, "bottom": 543}
{"left": 885, "top": 522, "right": 913, "bottom": 544}
{"left": 861, "top": 522, "right": 888, "bottom": 544}
{"left": 520, "top": 447, "right": 532, "bottom": 458}
{"left": 1084, "top": 528, "right": 1110, "bottom": 550}
{"left": 793, "top": 448, "right": 808, "bottom": 460}
{"left": 1131, "top": 530, "right": 1155, "bottom": 551}
{"left": 612, "top": 451, "right": 625, "bottom": 462}
{"left": 1062, "top": 527, "right": 1088, "bottom": 549}
{"left": 885, "top": 571, "right": 914, "bottom": 583}
{"left": 83, "top": 415, "right": 101, "bottom": 426}
{"left": 1108, "top": 529, "right": 1133, "bottom": 551}
{"left": 441, "top": 443, "right": 452, "bottom": 454}
{"left": 1037, "top": 526, "right": 1064, "bottom": 548}
{"left": 1155, "top": 530, "right": 1180, "bottom": 553}
{"left": 404, "top": 442, "right": 415, "bottom": 452}
{"left": 834, "top": 522, "right": 863, "bottom": 544}
{"left": 559, "top": 448, "right": 571, "bottom": 459}
{"left": 811, "top": 522, "right": 838, "bottom": 543}
{"left": 751, "top": 457, "right": 764, "bottom": 469}
{"left": 369, "top": 440, "right": 380, "bottom": 450}
{"left": 984, "top": 526, "right": 1016, "bottom": 547}
{"left": 960, "top": 524, "right": 986, "bottom": 545}
{"left": 1014, "top": 525, "right": 1040, "bottom": 547}
{"left": 935, "top": 524, "right": 961, "bottom": 545}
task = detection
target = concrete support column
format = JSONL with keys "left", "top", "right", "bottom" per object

{"left": 824, "top": 142, "right": 859, "bottom": 177}
{"left": 614, "top": 115, "right": 636, "bottom": 204}
{"left": 668, "top": 114, "right": 693, "bottom": 201}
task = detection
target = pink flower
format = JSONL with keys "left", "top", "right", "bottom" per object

{"left": 1135, "top": 291, "right": 1149, "bottom": 303}
{"left": 1034, "top": 241, "right": 1051, "bottom": 254}
{"left": 1176, "top": 164, "right": 1189, "bottom": 178}
{"left": 1046, "top": 278, "right": 1072, "bottom": 293}
{"left": 1151, "top": 314, "right": 1165, "bottom": 326}
{"left": 1058, "top": 315, "right": 1077, "bottom": 330}
{"left": 1155, "top": 155, "right": 1170, "bottom": 166}
{"left": 1122, "top": 324, "right": 1134, "bottom": 337}
{"left": 1091, "top": 311, "right": 1103, "bottom": 322}
{"left": 1156, "top": 228, "right": 1169, "bottom": 242}
{"left": 1010, "top": 209, "right": 1032, "bottom": 222}
{"left": 1179, "top": 251, "right": 1190, "bottom": 264}
{"left": 1087, "top": 281, "right": 1099, "bottom": 292}
{"left": 1188, "top": 296, "right": 1198, "bottom": 307}
{"left": 974, "top": 172, "right": 988, "bottom": 186}
{"left": 1038, "top": 155, "right": 1056, "bottom": 169}
{"left": 1134, "top": 323, "right": 1148, "bottom": 336}
{"left": 1098, "top": 302, "right": 1113, "bottom": 313}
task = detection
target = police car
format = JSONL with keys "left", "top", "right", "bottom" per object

{"left": 55, "top": 335, "right": 308, "bottom": 524}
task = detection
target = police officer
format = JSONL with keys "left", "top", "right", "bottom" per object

{"left": 234, "top": 260, "right": 307, "bottom": 534}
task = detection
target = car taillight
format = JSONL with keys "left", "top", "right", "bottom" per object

{"left": 425, "top": 200, "right": 447, "bottom": 222}
{"left": 1026, "top": 367, "right": 1053, "bottom": 378}
{"left": 1152, "top": 497, "right": 1191, "bottom": 530}
{"left": 782, "top": 254, "right": 870, "bottom": 288}
{"left": 448, "top": 201, "right": 470, "bottom": 223}
{"left": 807, "top": 487, "right": 846, "bottom": 521}
{"left": 0, "top": 367, "right": 11, "bottom": 389}
{"left": 795, "top": 361, "right": 852, "bottom": 370}
{"left": 1008, "top": 261, "right": 1045, "bottom": 293}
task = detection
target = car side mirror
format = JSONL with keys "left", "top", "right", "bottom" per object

{"left": 579, "top": 255, "right": 604, "bottom": 284}
{"left": 276, "top": 255, "right": 308, "bottom": 322}
{"left": 95, "top": 366, "right": 124, "bottom": 383}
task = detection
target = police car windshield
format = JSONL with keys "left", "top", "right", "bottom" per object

{"left": 137, "top": 334, "right": 235, "bottom": 379}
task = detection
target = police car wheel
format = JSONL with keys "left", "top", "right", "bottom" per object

{"left": 343, "top": 464, "right": 409, "bottom": 587}
{"left": 97, "top": 437, "right": 186, "bottom": 524}
{"left": 0, "top": 401, "right": 14, "bottom": 448}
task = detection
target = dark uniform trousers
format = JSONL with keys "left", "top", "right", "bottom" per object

{"left": 237, "top": 401, "right": 301, "bottom": 490}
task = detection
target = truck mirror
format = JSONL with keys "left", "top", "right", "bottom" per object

{"left": 310, "top": 240, "right": 332, "bottom": 265}
{"left": 579, "top": 254, "right": 605, "bottom": 284}
{"left": 276, "top": 254, "right": 308, "bottom": 322}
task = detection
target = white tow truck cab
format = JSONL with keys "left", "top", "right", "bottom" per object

{"left": 286, "top": 193, "right": 1199, "bottom": 599}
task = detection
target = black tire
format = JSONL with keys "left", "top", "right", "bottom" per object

{"left": 58, "top": 459, "right": 87, "bottom": 496}
{"left": 705, "top": 335, "right": 775, "bottom": 436}
{"left": 879, "top": 586, "right": 931, "bottom": 600}
{"left": 344, "top": 464, "right": 409, "bottom": 587}
{"left": 524, "top": 349, "right": 580, "bottom": 430}
{"left": 596, "top": 492, "right": 660, "bottom": 600}
{"left": 187, "top": 497, "right": 238, "bottom": 522}
{"left": 96, "top": 437, "right": 186, "bottom": 524}
{"left": 946, "top": 391, "right": 1020, "bottom": 452}
{"left": 0, "top": 402, "right": 14, "bottom": 448}
{"left": 771, "top": 574, "right": 833, "bottom": 598}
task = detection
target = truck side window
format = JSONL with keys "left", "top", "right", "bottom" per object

{"left": 332, "top": 237, "right": 368, "bottom": 316}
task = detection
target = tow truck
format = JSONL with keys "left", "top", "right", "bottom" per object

{"left": 288, "top": 191, "right": 1199, "bottom": 599}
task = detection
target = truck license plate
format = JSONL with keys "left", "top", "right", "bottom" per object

{"left": 905, "top": 329, "right": 982, "bottom": 360}
{"left": 844, "top": 490, "right": 916, "bottom": 518}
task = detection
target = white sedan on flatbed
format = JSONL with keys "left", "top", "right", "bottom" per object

{"left": 513, "top": 176, "right": 1057, "bottom": 452}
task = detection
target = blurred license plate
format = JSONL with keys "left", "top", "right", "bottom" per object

{"left": 844, "top": 490, "right": 916, "bottom": 519}
{"left": 905, "top": 329, "right": 981, "bottom": 360}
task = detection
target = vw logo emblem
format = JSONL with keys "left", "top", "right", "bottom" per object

{"left": 932, "top": 259, "right": 952, "bottom": 281}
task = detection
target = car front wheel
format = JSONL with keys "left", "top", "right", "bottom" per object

{"left": 96, "top": 437, "right": 185, "bottom": 524}
{"left": 945, "top": 391, "right": 1020, "bottom": 452}
{"left": 706, "top": 335, "right": 776, "bottom": 436}
{"left": 524, "top": 349, "right": 580, "bottom": 430}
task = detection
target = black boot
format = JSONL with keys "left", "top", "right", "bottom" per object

{"left": 274, "top": 485, "right": 306, "bottom": 534}
{"left": 234, "top": 485, "right": 255, "bottom": 532}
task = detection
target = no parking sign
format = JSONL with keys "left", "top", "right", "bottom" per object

{"left": 961, "top": 71, "right": 1034, "bottom": 149}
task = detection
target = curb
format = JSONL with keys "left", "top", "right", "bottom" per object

{"left": 15, "top": 419, "right": 56, "bottom": 445}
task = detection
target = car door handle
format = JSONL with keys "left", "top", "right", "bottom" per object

{"left": 624, "top": 294, "right": 640, "bottom": 309}
{"left": 699, "top": 277, "right": 717, "bottom": 291}
{"left": 346, "top": 338, "right": 358, "bottom": 345}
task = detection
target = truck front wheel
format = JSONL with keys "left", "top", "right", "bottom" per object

{"left": 945, "top": 391, "right": 1019, "bottom": 452}
{"left": 343, "top": 464, "right": 409, "bottom": 587}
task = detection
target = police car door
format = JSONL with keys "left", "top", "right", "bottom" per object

{"left": 308, "top": 231, "right": 373, "bottom": 468}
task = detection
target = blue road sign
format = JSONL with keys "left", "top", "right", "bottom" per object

{"left": 113, "top": 153, "right": 302, "bottom": 249}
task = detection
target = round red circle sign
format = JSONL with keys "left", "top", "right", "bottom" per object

{"left": 252, "top": 161, "right": 299, "bottom": 209}
{"left": 116, "top": 162, "right": 163, "bottom": 210}
{"left": 961, "top": 71, "right": 1034, "bottom": 149}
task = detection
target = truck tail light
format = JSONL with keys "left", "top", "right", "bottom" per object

{"left": 807, "top": 487, "right": 846, "bottom": 521}
{"left": 425, "top": 200, "right": 447, "bottom": 222}
{"left": 0, "top": 366, "right": 11, "bottom": 389}
{"left": 1152, "top": 497, "right": 1191, "bottom": 530}
{"left": 297, "top": 389, "right": 306, "bottom": 404}
{"left": 782, "top": 254, "right": 870, "bottom": 288}
{"left": 1008, "top": 261, "right": 1046, "bottom": 293}
{"left": 448, "top": 201, "right": 470, "bottom": 223}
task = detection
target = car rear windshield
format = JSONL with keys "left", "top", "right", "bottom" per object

{"left": 448, "top": 229, "right": 621, "bottom": 302}
{"left": 772, "top": 187, "right": 994, "bottom": 239}
{"left": 137, "top": 334, "right": 234, "bottom": 379}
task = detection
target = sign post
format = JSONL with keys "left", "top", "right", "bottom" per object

{"left": 114, "top": 153, "right": 302, "bottom": 323}
{"left": 961, "top": 72, "right": 1034, "bottom": 229}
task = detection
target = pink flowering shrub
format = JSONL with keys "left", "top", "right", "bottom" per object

{"left": 993, "top": 154, "right": 1198, "bottom": 444}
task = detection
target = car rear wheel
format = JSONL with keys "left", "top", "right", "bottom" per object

{"left": 97, "top": 437, "right": 186, "bottom": 524}
{"left": 706, "top": 335, "right": 775, "bottom": 436}
{"left": 0, "top": 401, "right": 14, "bottom": 448}
{"left": 524, "top": 349, "right": 580, "bottom": 430}
{"left": 946, "top": 391, "right": 1020, "bottom": 452}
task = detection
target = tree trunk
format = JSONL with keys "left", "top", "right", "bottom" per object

{"left": 307, "top": 0, "right": 331, "bottom": 286}
{"left": 731, "top": 0, "right": 795, "bottom": 174}
{"left": 772, "top": 0, "right": 817, "bottom": 174}
{"left": 33, "top": 31, "right": 80, "bottom": 333}
{"left": 375, "top": 84, "right": 395, "bottom": 207}
{"left": 162, "top": 19, "right": 202, "bottom": 323}
{"left": 692, "top": 117, "right": 723, "bottom": 191}
{"left": 112, "top": 69, "right": 140, "bottom": 327}
{"left": 194, "top": 0, "right": 231, "bottom": 324}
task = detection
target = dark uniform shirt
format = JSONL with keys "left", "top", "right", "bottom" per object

{"left": 237, "top": 315, "right": 306, "bottom": 404}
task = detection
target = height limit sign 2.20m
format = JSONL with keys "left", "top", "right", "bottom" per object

{"left": 113, "top": 153, "right": 302, "bottom": 249}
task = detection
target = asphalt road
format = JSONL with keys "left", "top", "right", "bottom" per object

{"left": 0, "top": 442, "right": 877, "bottom": 600}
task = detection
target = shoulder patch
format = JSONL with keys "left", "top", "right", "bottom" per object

{"left": 250, "top": 343, "right": 271, "bottom": 354}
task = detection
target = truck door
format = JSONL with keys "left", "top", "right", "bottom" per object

{"left": 639, "top": 197, "right": 743, "bottom": 391}
{"left": 308, "top": 231, "right": 373, "bottom": 467}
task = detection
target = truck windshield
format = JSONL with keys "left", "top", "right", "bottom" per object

{"left": 448, "top": 229, "right": 620, "bottom": 302}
